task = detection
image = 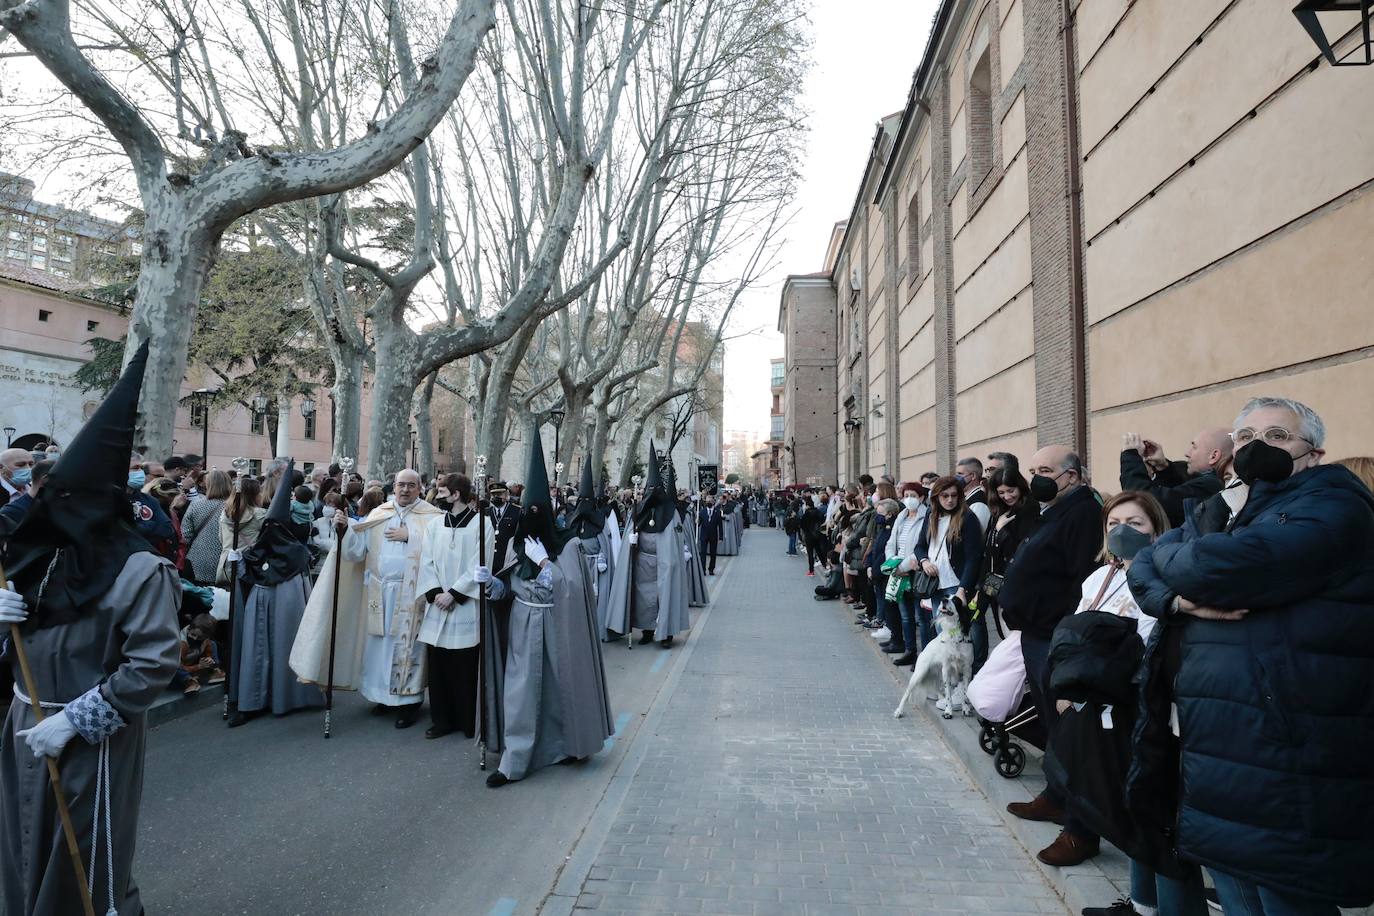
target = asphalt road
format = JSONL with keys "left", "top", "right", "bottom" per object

{"left": 133, "top": 559, "right": 723, "bottom": 916}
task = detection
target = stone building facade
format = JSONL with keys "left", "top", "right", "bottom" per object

{"left": 787, "top": 0, "right": 1374, "bottom": 487}
{"left": 778, "top": 271, "right": 838, "bottom": 485}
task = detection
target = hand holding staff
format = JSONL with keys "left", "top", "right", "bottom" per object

{"left": 324, "top": 456, "right": 354, "bottom": 738}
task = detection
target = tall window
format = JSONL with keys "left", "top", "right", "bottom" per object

{"left": 770, "top": 363, "right": 785, "bottom": 387}
{"left": 907, "top": 184, "right": 922, "bottom": 281}
{"left": 250, "top": 409, "right": 265, "bottom": 435}
{"left": 967, "top": 34, "right": 995, "bottom": 188}
{"left": 304, "top": 412, "right": 316, "bottom": 440}
{"left": 248, "top": 459, "right": 263, "bottom": 477}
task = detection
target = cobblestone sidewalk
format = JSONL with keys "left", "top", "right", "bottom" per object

{"left": 566, "top": 530, "right": 1068, "bottom": 915}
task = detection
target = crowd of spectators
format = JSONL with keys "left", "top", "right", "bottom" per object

{"left": 782, "top": 396, "right": 1374, "bottom": 916}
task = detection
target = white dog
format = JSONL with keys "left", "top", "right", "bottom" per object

{"left": 893, "top": 598, "right": 974, "bottom": 720}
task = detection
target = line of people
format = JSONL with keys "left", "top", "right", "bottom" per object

{"left": 782, "top": 397, "right": 1374, "bottom": 916}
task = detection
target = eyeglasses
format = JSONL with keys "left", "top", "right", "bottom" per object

{"left": 1231, "top": 426, "right": 1310, "bottom": 446}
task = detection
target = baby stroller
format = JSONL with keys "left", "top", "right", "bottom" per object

{"left": 967, "top": 629, "right": 1045, "bottom": 779}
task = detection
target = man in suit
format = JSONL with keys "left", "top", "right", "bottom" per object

{"left": 486, "top": 481, "right": 522, "bottom": 571}
{"left": 698, "top": 493, "right": 723, "bottom": 575}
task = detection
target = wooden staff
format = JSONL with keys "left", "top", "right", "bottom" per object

{"left": 324, "top": 456, "right": 355, "bottom": 738}
{"left": 475, "top": 454, "right": 489, "bottom": 770}
{"left": 2, "top": 558, "right": 97, "bottom": 916}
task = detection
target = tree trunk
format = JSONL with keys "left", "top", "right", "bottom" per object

{"left": 617, "top": 416, "right": 649, "bottom": 488}
{"left": 414, "top": 373, "right": 437, "bottom": 480}
{"left": 366, "top": 309, "right": 421, "bottom": 477}
{"left": 330, "top": 347, "right": 365, "bottom": 465}
{"left": 555, "top": 386, "right": 589, "bottom": 472}
{"left": 588, "top": 385, "right": 614, "bottom": 488}
{"left": 123, "top": 195, "right": 223, "bottom": 457}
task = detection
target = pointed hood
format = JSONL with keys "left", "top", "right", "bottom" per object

{"left": 569, "top": 457, "right": 607, "bottom": 538}
{"left": 634, "top": 442, "right": 678, "bottom": 532}
{"left": 241, "top": 458, "right": 311, "bottom": 587}
{"left": 266, "top": 458, "right": 296, "bottom": 522}
{"left": 513, "top": 424, "right": 572, "bottom": 572}
{"left": 47, "top": 339, "right": 149, "bottom": 493}
{"left": 4, "top": 339, "right": 155, "bottom": 629}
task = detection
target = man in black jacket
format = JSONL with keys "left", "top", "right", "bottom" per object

{"left": 697, "top": 494, "right": 722, "bottom": 575}
{"left": 1119, "top": 428, "right": 1230, "bottom": 527}
{"left": 998, "top": 445, "right": 1104, "bottom": 867}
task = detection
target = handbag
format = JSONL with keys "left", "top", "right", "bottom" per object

{"left": 981, "top": 571, "right": 1006, "bottom": 597}
{"left": 910, "top": 528, "right": 947, "bottom": 599}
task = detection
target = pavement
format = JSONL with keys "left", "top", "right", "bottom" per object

{"left": 128, "top": 525, "right": 1069, "bottom": 915}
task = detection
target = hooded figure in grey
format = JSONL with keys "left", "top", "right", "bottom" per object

{"left": 604, "top": 443, "right": 692, "bottom": 647}
{"left": 484, "top": 427, "right": 614, "bottom": 787}
{"left": 667, "top": 463, "right": 708, "bottom": 608}
{"left": 228, "top": 457, "right": 323, "bottom": 726}
{"left": 1, "top": 340, "right": 181, "bottom": 916}
{"left": 718, "top": 494, "right": 741, "bottom": 556}
{"left": 568, "top": 461, "right": 620, "bottom": 635}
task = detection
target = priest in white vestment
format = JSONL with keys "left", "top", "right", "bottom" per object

{"left": 291, "top": 469, "right": 442, "bottom": 729}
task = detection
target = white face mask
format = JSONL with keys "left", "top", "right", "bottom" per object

{"left": 322, "top": 506, "right": 336, "bottom": 519}
{"left": 903, "top": 497, "right": 920, "bottom": 512}
{"left": 868, "top": 493, "right": 877, "bottom": 505}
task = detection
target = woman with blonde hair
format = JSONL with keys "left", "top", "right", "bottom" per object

{"left": 899, "top": 475, "right": 984, "bottom": 668}
{"left": 217, "top": 477, "right": 265, "bottom": 584}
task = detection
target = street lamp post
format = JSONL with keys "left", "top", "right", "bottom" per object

{"left": 548, "top": 408, "right": 565, "bottom": 483}
{"left": 3, "top": 426, "right": 14, "bottom": 447}
{"left": 409, "top": 427, "right": 418, "bottom": 470}
{"left": 192, "top": 388, "right": 217, "bottom": 464}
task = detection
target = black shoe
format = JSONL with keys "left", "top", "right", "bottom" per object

{"left": 558, "top": 755, "right": 584, "bottom": 766}
{"left": 486, "top": 772, "right": 510, "bottom": 788}
{"left": 424, "top": 726, "right": 454, "bottom": 740}
{"left": 1081, "top": 898, "right": 1137, "bottom": 916}
{"left": 370, "top": 703, "right": 390, "bottom": 717}
{"left": 395, "top": 704, "right": 422, "bottom": 729}
{"left": 878, "top": 640, "right": 895, "bottom": 650}
{"left": 226, "top": 710, "right": 257, "bottom": 729}
{"left": 892, "top": 651, "right": 917, "bottom": 666}
{"left": 659, "top": 636, "right": 674, "bottom": 648}
{"left": 638, "top": 630, "right": 655, "bottom": 645}
{"left": 882, "top": 644, "right": 906, "bottom": 655}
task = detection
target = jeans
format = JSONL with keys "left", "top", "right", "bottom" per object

{"left": 1130, "top": 859, "right": 1208, "bottom": 916}
{"left": 898, "top": 593, "right": 921, "bottom": 655}
{"left": 879, "top": 586, "right": 904, "bottom": 650}
{"left": 786, "top": 530, "right": 798, "bottom": 554}
{"left": 968, "top": 609, "right": 989, "bottom": 674}
{"left": 1208, "top": 871, "right": 1339, "bottom": 916}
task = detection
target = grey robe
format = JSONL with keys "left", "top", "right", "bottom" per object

{"left": 1, "top": 551, "right": 180, "bottom": 916}
{"left": 681, "top": 511, "right": 709, "bottom": 607}
{"left": 496, "top": 544, "right": 614, "bottom": 780}
{"left": 603, "top": 519, "right": 691, "bottom": 640}
{"left": 230, "top": 574, "right": 323, "bottom": 715}
{"left": 719, "top": 506, "right": 740, "bottom": 556}
{"left": 577, "top": 526, "right": 616, "bottom": 636}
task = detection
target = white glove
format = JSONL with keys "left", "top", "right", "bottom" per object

{"left": 0, "top": 582, "right": 28, "bottom": 625}
{"left": 683, "top": 548, "right": 693, "bottom": 561}
{"left": 17, "top": 710, "right": 78, "bottom": 759}
{"left": 596, "top": 558, "right": 608, "bottom": 573}
{"left": 474, "top": 565, "right": 493, "bottom": 585}
{"left": 629, "top": 531, "right": 639, "bottom": 545}
{"left": 226, "top": 549, "right": 243, "bottom": 563}
{"left": 523, "top": 536, "right": 550, "bottom": 567}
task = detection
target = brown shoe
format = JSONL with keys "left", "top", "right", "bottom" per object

{"left": 1036, "top": 829, "right": 1100, "bottom": 867}
{"left": 1007, "top": 792, "right": 1066, "bottom": 824}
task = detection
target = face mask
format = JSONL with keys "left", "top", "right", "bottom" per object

{"left": 127, "top": 470, "right": 146, "bottom": 489}
{"left": 1029, "top": 472, "right": 1063, "bottom": 503}
{"left": 322, "top": 506, "right": 337, "bottom": 519}
{"left": 1233, "top": 439, "right": 1302, "bottom": 485}
{"left": 291, "top": 501, "right": 313, "bottom": 524}
{"left": 902, "top": 497, "right": 920, "bottom": 512}
{"left": 1107, "top": 523, "right": 1152, "bottom": 562}
{"left": 867, "top": 493, "right": 876, "bottom": 505}
{"left": 10, "top": 467, "right": 32, "bottom": 487}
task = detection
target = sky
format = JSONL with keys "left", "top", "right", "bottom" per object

{"left": 720, "top": 0, "right": 941, "bottom": 442}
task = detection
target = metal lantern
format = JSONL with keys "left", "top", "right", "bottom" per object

{"left": 1294, "top": 0, "right": 1373, "bottom": 66}
{"left": 300, "top": 397, "right": 317, "bottom": 417}
{"left": 252, "top": 395, "right": 270, "bottom": 414}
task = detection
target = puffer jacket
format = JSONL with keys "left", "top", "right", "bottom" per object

{"left": 1126, "top": 463, "right": 1374, "bottom": 906}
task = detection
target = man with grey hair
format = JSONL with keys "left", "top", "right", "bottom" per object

{"left": 999, "top": 444, "right": 1105, "bottom": 866}
{"left": 1129, "top": 396, "right": 1374, "bottom": 913}
{"left": 292, "top": 468, "right": 444, "bottom": 729}
{"left": 1120, "top": 426, "right": 1232, "bottom": 527}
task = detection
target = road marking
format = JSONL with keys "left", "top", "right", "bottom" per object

{"left": 602, "top": 711, "right": 633, "bottom": 751}
{"left": 650, "top": 653, "right": 669, "bottom": 673}
{"left": 487, "top": 898, "right": 518, "bottom": 916}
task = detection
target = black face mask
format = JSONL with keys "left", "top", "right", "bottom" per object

{"left": 1232, "top": 440, "right": 1300, "bottom": 485}
{"left": 1107, "top": 523, "right": 1152, "bottom": 562}
{"left": 1029, "top": 472, "right": 1063, "bottom": 504}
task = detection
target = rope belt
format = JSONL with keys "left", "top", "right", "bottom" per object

{"left": 516, "top": 600, "right": 554, "bottom": 609}
{"left": 12, "top": 686, "right": 118, "bottom": 916}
